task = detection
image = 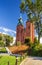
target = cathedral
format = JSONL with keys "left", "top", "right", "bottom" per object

{"left": 16, "top": 17, "right": 34, "bottom": 44}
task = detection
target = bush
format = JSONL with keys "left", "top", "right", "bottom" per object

{"left": 25, "top": 37, "right": 42, "bottom": 57}
{"left": 28, "top": 44, "right": 42, "bottom": 57}
{"left": 16, "top": 41, "right": 21, "bottom": 46}
{"left": 0, "top": 47, "right": 7, "bottom": 53}
{"left": 0, "top": 41, "right": 5, "bottom": 47}
{"left": 34, "top": 37, "right": 38, "bottom": 45}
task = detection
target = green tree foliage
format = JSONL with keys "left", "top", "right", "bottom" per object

{"left": 31, "top": 44, "right": 42, "bottom": 57}
{"left": 0, "top": 33, "right": 13, "bottom": 46}
{"left": 0, "top": 41, "right": 5, "bottom": 47}
{"left": 34, "top": 37, "right": 38, "bottom": 45}
{"left": 0, "top": 47, "right": 7, "bottom": 53}
{"left": 4, "top": 35, "right": 13, "bottom": 46}
{"left": 0, "top": 34, "right": 2, "bottom": 40}
{"left": 20, "top": 0, "right": 42, "bottom": 43}
{"left": 0, "top": 34, "right": 5, "bottom": 47}
{"left": 30, "top": 37, "right": 38, "bottom": 49}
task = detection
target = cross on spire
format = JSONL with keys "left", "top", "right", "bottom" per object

{"left": 17, "top": 13, "right": 23, "bottom": 26}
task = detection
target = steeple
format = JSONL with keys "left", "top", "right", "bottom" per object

{"left": 17, "top": 14, "right": 23, "bottom": 26}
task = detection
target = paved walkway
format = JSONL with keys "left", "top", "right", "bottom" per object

{"left": 0, "top": 53, "right": 9, "bottom": 56}
{"left": 5, "top": 47, "right": 12, "bottom": 54}
{"left": 20, "top": 57, "right": 42, "bottom": 65}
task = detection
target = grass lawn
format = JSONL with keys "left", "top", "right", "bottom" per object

{"left": 0, "top": 55, "right": 21, "bottom": 65}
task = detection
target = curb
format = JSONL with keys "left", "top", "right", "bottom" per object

{"left": 20, "top": 57, "right": 28, "bottom": 65}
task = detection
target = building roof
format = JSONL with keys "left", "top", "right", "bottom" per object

{"left": 8, "top": 45, "right": 29, "bottom": 54}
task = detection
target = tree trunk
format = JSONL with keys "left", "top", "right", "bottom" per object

{"left": 38, "top": 26, "right": 40, "bottom": 43}
{"left": 38, "top": 34, "right": 40, "bottom": 43}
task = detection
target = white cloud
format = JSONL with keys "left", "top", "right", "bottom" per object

{"left": 3, "top": 28, "right": 9, "bottom": 32}
{"left": 0, "top": 31, "right": 7, "bottom": 35}
{"left": 0, "top": 26, "right": 16, "bottom": 34}
{"left": 3, "top": 27, "right": 16, "bottom": 34}
{"left": 0, "top": 26, "right": 16, "bottom": 37}
{"left": 0, "top": 32, "right": 1, "bottom": 33}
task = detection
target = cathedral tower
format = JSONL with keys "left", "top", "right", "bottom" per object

{"left": 26, "top": 20, "right": 34, "bottom": 42}
{"left": 16, "top": 17, "right": 24, "bottom": 44}
{"left": 16, "top": 18, "right": 35, "bottom": 44}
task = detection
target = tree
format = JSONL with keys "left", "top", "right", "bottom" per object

{"left": 20, "top": 0, "right": 42, "bottom": 43}
{"left": 34, "top": 37, "right": 38, "bottom": 44}
{"left": 0, "top": 34, "right": 2, "bottom": 40}
{"left": 35, "top": 21, "right": 42, "bottom": 43}
{"left": 4, "top": 35, "right": 13, "bottom": 46}
{"left": 0, "top": 40, "right": 5, "bottom": 47}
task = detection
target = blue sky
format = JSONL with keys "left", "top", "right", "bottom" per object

{"left": 0, "top": 0, "right": 27, "bottom": 31}
{"left": 0, "top": 0, "right": 42, "bottom": 43}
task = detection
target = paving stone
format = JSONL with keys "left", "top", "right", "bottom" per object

{"left": 20, "top": 57, "right": 42, "bottom": 65}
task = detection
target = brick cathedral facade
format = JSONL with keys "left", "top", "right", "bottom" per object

{"left": 16, "top": 18, "right": 34, "bottom": 44}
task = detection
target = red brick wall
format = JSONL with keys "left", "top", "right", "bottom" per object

{"left": 16, "top": 25, "right": 24, "bottom": 44}
{"left": 16, "top": 21, "right": 34, "bottom": 44}
{"left": 31, "top": 23, "right": 34, "bottom": 42}
{"left": 26, "top": 21, "right": 34, "bottom": 42}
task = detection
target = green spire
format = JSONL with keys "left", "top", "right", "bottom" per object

{"left": 17, "top": 17, "right": 23, "bottom": 26}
